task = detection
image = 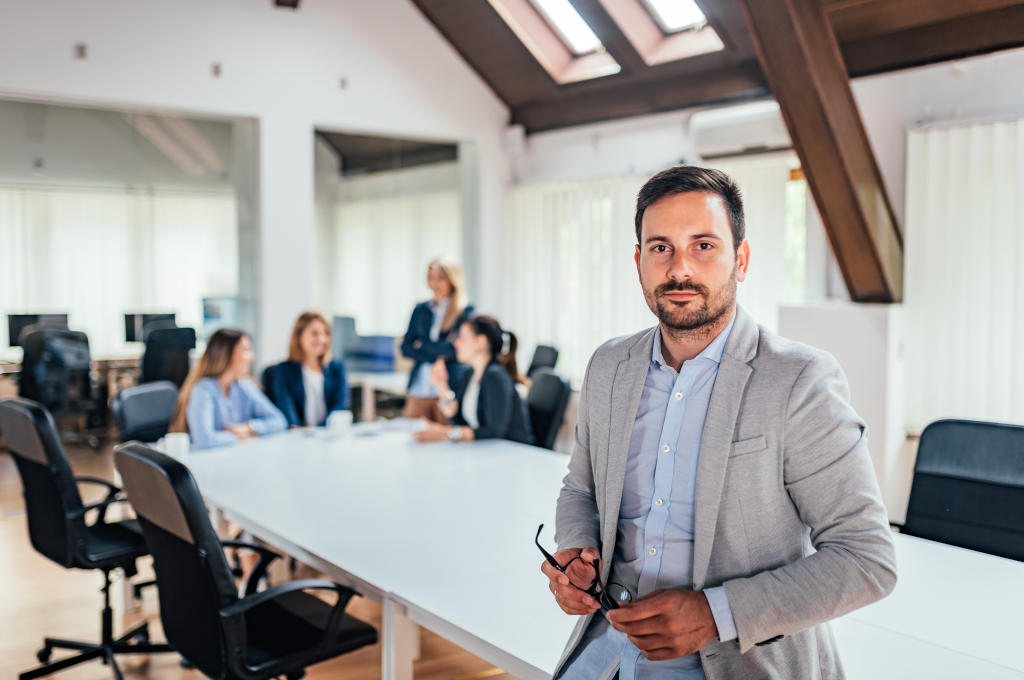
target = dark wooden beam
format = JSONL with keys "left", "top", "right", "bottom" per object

{"left": 571, "top": 0, "right": 648, "bottom": 74}
{"left": 513, "top": 61, "right": 767, "bottom": 132}
{"left": 840, "top": 4, "right": 1024, "bottom": 77}
{"left": 738, "top": 0, "right": 903, "bottom": 302}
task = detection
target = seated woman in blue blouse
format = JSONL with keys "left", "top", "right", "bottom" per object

{"left": 268, "top": 311, "right": 349, "bottom": 427}
{"left": 413, "top": 314, "right": 533, "bottom": 445}
{"left": 170, "top": 328, "right": 287, "bottom": 449}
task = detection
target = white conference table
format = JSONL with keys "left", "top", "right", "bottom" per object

{"left": 186, "top": 426, "right": 1024, "bottom": 680}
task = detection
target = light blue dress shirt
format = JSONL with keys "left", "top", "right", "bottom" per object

{"left": 186, "top": 377, "right": 287, "bottom": 449}
{"left": 408, "top": 298, "right": 449, "bottom": 398}
{"left": 563, "top": 314, "right": 738, "bottom": 680}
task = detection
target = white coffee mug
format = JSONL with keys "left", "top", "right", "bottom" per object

{"left": 163, "top": 432, "right": 191, "bottom": 463}
{"left": 327, "top": 410, "right": 354, "bottom": 434}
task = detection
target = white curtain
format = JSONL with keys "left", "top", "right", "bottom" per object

{"left": 330, "top": 190, "right": 461, "bottom": 336}
{"left": 0, "top": 186, "right": 237, "bottom": 354}
{"left": 502, "top": 156, "right": 799, "bottom": 383}
{"left": 904, "top": 119, "right": 1024, "bottom": 431}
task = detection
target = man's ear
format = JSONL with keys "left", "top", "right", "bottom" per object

{"left": 736, "top": 240, "right": 750, "bottom": 282}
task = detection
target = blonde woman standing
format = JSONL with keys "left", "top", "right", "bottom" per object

{"left": 400, "top": 257, "right": 474, "bottom": 423}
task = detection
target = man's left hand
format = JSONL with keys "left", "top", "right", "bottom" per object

{"left": 605, "top": 589, "right": 718, "bottom": 661}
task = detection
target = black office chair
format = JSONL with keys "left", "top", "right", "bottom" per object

{"left": 141, "top": 327, "right": 196, "bottom": 388}
{"left": 0, "top": 398, "right": 173, "bottom": 680}
{"left": 111, "top": 381, "right": 178, "bottom": 443}
{"left": 261, "top": 364, "right": 277, "bottom": 395}
{"left": 527, "top": 345, "right": 559, "bottom": 379}
{"left": 902, "top": 418, "right": 1024, "bottom": 562}
{"left": 526, "top": 369, "right": 572, "bottom": 450}
{"left": 18, "top": 327, "right": 100, "bottom": 449}
{"left": 114, "top": 443, "right": 378, "bottom": 680}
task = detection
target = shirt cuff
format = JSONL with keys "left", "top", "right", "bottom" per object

{"left": 703, "top": 586, "right": 738, "bottom": 642}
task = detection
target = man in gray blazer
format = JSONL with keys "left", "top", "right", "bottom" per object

{"left": 541, "top": 166, "right": 896, "bottom": 679}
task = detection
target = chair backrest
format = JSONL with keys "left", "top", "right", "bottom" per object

{"left": 18, "top": 328, "right": 92, "bottom": 413}
{"left": 141, "top": 327, "right": 196, "bottom": 387}
{"left": 261, "top": 363, "right": 277, "bottom": 395}
{"left": 528, "top": 345, "right": 559, "bottom": 379}
{"left": 903, "top": 419, "right": 1024, "bottom": 561}
{"left": 111, "top": 381, "right": 178, "bottom": 443}
{"left": 0, "top": 398, "right": 87, "bottom": 567}
{"left": 526, "top": 369, "right": 572, "bottom": 450}
{"left": 114, "top": 443, "right": 239, "bottom": 677}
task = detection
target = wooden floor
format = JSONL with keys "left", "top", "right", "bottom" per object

{"left": 0, "top": 441, "right": 517, "bottom": 680}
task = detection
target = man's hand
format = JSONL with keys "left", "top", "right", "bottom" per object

{"left": 605, "top": 589, "right": 718, "bottom": 660}
{"left": 540, "top": 547, "right": 602, "bottom": 616}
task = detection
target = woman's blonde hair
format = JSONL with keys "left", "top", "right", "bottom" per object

{"left": 170, "top": 328, "right": 247, "bottom": 433}
{"left": 288, "top": 311, "right": 331, "bottom": 365}
{"left": 429, "top": 257, "right": 467, "bottom": 332}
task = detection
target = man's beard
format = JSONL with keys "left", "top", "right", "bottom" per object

{"left": 643, "top": 265, "right": 737, "bottom": 333}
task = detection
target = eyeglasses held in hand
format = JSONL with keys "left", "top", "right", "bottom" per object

{"left": 535, "top": 524, "right": 633, "bottom": 611}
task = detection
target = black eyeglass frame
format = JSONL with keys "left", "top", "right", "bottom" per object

{"left": 535, "top": 523, "right": 632, "bottom": 611}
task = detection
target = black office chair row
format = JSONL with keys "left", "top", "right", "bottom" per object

{"left": 0, "top": 397, "right": 378, "bottom": 679}
{"left": 902, "top": 418, "right": 1024, "bottom": 562}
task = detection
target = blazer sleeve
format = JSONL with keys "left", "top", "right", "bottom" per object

{"left": 327, "top": 360, "right": 350, "bottom": 413}
{"left": 471, "top": 368, "right": 514, "bottom": 441}
{"left": 554, "top": 351, "right": 601, "bottom": 552}
{"left": 400, "top": 304, "right": 433, "bottom": 363}
{"left": 241, "top": 379, "right": 288, "bottom": 436}
{"left": 186, "top": 382, "right": 238, "bottom": 449}
{"left": 418, "top": 303, "right": 475, "bottom": 363}
{"left": 268, "top": 363, "right": 302, "bottom": 427}
{"left": 722, "top": 353, "right": 898, "bottom": 653}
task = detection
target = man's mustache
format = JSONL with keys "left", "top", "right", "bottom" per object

{"left": 656, "top": 280, "right": 708, "bottom": 296}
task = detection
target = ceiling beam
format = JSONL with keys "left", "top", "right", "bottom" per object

{"left": 513, "top": 61, "right": 767, "bottom": 132}
{"left": 738, "top": 0, "right": 903, "bottom": 302}
{"left": 571, "top": 0, "right": 648, "bottom": 74}
{"left": 840, "top": 4, "right": 1024, "bottom": 76}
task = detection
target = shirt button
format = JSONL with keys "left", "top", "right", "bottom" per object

{"left": 648, "top": 547, "right": 657, "bottom": 556}
{"left": 662, "top": 444, "right": 670, "bottom": 453}
{"left": 654, "top": 498, "right": 663, "bottom": 506}
{"left": 674, "top": 392, "right": 683, "bottom": 400}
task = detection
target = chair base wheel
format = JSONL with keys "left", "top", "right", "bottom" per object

{"left": 35, "top": 647, "right": 51, "bottom": 664}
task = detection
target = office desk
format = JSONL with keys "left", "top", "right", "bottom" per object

{"left": 347, "top": 371, "right": 409, "bottom": 421}
{"left": 187, "top": 428, "right": 1024, "bottom": 680}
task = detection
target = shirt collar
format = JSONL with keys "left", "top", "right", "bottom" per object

{"left": 652, "top": 310, "right": 737, "bottom": 369}
{"left": 430, "top": 298, "right": 450, "bottom": 313}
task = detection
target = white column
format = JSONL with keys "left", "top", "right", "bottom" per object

{"left": 254, "top": 113, "right": 316, "bottom": 365}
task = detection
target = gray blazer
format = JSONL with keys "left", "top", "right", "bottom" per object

{"left": 554, "top": 307, "right": 896, "bottom": 679}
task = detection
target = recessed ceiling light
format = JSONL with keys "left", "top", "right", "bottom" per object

{"left": 531, "top": 0, "right": 602, "bottom": 55}
{"left": 644, "top": 0, "right": 706, "bottom": 33}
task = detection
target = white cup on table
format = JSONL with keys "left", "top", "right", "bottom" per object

{"left": 326, "top": 409, "right": 354, "bottom": 435}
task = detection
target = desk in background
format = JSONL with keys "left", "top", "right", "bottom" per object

{"left": 186, "top": 427, "right": 1024, "bottom": 680}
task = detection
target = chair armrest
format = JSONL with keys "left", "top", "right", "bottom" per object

{"left": 75, "top": 476, "right": 121, "bottom": 495}
{"left": 220, "top": 579, "right": 355, "bottom": 618}
{"left": 219, "top": 540, "right": 282, "bottom": 595}
{"left": 67, "top": 496, "right": 128, "bottom": 521}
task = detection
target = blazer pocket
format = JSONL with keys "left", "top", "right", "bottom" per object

{"left": 729, "top": 435, "right": 768, "bottom": 458}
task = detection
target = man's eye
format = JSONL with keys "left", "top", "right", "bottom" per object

{"left": 652, "top": 245, "right": 669, "bottom": 253}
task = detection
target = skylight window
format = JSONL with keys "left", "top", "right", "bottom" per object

{"left": 643, "top": 0, "right": 707, "bottom": 33}
{"left": 530, "top": 0, "right": 603, "bottom": 55}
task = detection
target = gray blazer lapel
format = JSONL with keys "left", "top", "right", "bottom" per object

{"left": 600, "top": 328, "right": 655, "bottom": 575}
{"left": 692, "top": 308, "right": 758, "bottom": 588}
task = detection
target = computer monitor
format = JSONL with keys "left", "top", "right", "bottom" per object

{"left": 7, "top": 313, "right": 69, "bottom": 347}
{"left": 332, "top": 316, "right": 358, "bottom": 360}
{"left": 125, "top": 313, "right": 176, "bottom": 343}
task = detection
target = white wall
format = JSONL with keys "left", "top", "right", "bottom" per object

{"left": 0, "top": 99, "right": 232, "bottom": 191}
{"left": 0, "top": 0, "right": 509, "bottom": 363}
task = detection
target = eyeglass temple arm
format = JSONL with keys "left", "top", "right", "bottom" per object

{"left": 535, "top": 524, "right": 563, "bottom": 569}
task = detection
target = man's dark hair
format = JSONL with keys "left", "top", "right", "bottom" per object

{"left": 634, "top": 165, "right": 745, "bottom": 250}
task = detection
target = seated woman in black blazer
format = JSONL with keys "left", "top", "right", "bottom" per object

{"left": 269, "top": 311, "right": 349, "bottom": 427}
{"left": 413, "top": 315, "right": 533, "bottom": 445}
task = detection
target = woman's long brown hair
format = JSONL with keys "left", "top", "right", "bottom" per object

{"left": 169, "top": 328, "right": 247, "bottom": 433}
